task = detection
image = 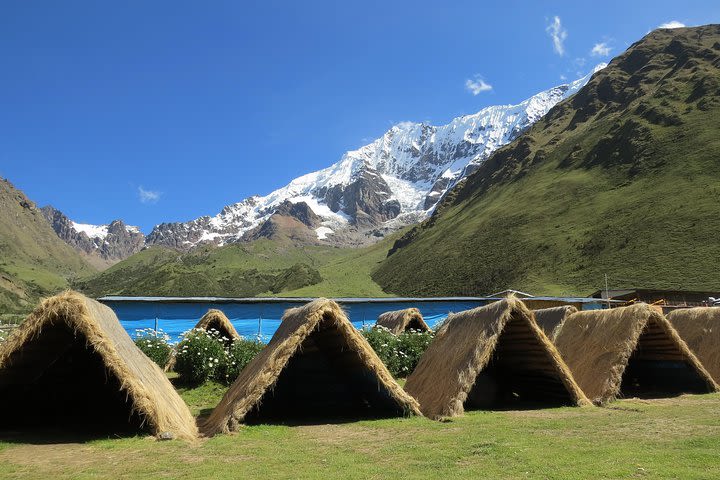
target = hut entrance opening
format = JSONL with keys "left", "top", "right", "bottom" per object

{"left": 0, "top": 321, "right": 146, "bottom": 436}
{"left": 244, "top": 313, "right": 407, "bottom": 424}
{"left": 464, "top": 317, "right": 576, "bottom": 410}
{"left": 205, "top": 320, "right": 234, "bottom": 341}
{"left": 620, "top": 319, "right": 711, "bottom": 398}
{"left": 406, "top": 317, "right": 426, "bottom": 332}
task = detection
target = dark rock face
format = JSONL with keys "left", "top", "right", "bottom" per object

{"left": 321, "top": 167, "right": 401, "bottom": 227}
{"left": 102, "top": 220, "right": 146, "bottom": 261}
{"left": 273, "top": 201, "right": 321, "bottom": 228}
{"left": 41, "top": 206, "right": 98, "bottom": 254}
{"left": 41, "top": 206, "right": 145, "bottom": 263}
{"left": 146, "top": 218, "right": 217, "bottom": 250}
{"left": 424, "top": 176, "right": 452, "bottom": 210}
{"left": 243, "top": 214, "right": 319, "bottom": 243}
{"left": 147, "top": 197, "right": 265, "bottom": 250}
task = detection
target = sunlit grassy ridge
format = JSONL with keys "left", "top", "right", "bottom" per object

{"left": 0, "top": 179, "right": 96, "bottom": 320}
{"left": 374, "top": 26, "right": 720, "bottom": 297}
{"left": 76, "top": 231, "right": 403, "bottom": 299}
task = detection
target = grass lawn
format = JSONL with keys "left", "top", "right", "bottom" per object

{"left": 0, "top": 387, "right": 718, "bottom": 479}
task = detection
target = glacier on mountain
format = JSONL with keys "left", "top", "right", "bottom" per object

{"left": 147, "top": 65, "right": 606, "bottom": 249}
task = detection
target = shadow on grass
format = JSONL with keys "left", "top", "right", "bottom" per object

{"left": 242, "top": 409, "right": 415, "bottom": 427}
{"left": 0, "top": 426, "right": 147, "bottom": 445}
{"left": 465, "top": 400, "right": 580, "bottom": 413}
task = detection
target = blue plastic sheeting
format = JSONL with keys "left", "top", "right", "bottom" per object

{"left": 103, "top": 299, "right": 489, "bottom": 343}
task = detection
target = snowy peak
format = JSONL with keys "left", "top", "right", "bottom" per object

{"left": 41, "top": 206, "right": 145, "bottom": 265}
{"left": 70, "top": 220, "right": 141, "bottom": 243}
{"left": 147, "top": 66, "right": 605, "bottom": 250}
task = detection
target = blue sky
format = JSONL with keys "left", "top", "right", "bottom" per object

{"left": 1, "top": 1, "right": 718, "bottom": 232}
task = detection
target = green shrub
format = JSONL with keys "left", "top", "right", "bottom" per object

{"left": 362, "top": 326, "right": 401, "bottom": 375}
{"left": 174, "top": 329, "right": 226, "bottom": 385}
{"left": 395, "top": 328, "right": 434, "bottom": 377}
{"left": 217, "top": 338, "right": 265, "bottom": 384}
{"left": 133, "top": 328, "right": 172, "bottom": 368}
{"left": 362, "top": 326, "right": 434, "bottom": 378}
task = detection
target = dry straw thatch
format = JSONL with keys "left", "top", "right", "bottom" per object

{"left": 533, "top": 305, "right": 578, "bottom": 341}
{"left": 202, "top": 298, "right": 421, "bottom": 435}
{"left": 0, "top": 291, "right": 197, "bottom": 440}
{"left": 553, "top": 303, "right": 718, "bottom": 405}
{"left": 522, "top": 299, "right": 583, "bottom": 311}
{"left": 667, "top": 307, "right": 720, "bottom": 383}
{"left": 404, "top": 298, "right": 590, "bottom": 420}
{"left": 195, "top": 309, "right": 240, "bottom": 340}
{"left": 375, "top": 308, "right": 431, "bottom": 334}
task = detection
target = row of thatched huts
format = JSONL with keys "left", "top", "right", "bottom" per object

{"left": 0, "top": 291, "right": 717, "bottom": 441}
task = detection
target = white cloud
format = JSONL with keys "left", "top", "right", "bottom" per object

{"left": 395, "top": 121, "right": 418, "bottom": 129}
{"left": 591, "top": 42, "right": 612, "bottom": 57}
{"left": 560, "top": 74, "right": 567, "bottom": 81}
{"left": 546, "top": 16, "right": 567, "bottom": 56}
{"left": 658, "top": 20, "right": 686, "bottom": 29}
{"left": 465, "top": 76, "right": 493, "bottom": 95}
{"left": 138, "top": 186, "right": 161, "bottom": 204}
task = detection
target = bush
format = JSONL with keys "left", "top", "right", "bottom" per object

{"left": 174, "top": 328, "right": 266, "bottom": 385}
{"left": 133, "top": 328, "right": 173, "bottom": 368}
{"left": 174, "top": 329, "right": 226, "bottom": 385}
{"left": 395, "top": 328, "right": 434, "bottom": 376}
{"left": 362, "top": 326, "right": 434, "bottom": 378}
{"left": 217, "top": 338, "right": 265, "bottom": 385}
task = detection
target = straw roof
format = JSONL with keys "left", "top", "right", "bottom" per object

{"left": 667, "top": 307, "right": 720, "bottom": 383}
{"left": 553, "top": 303, "right": 718, "bottom": 404}
{"left": 375, "top": 308, "right": 431, "bottom": 335}
{"left": 533, "top": 305, "right": 578, "bottom": 341}
{"left": 522, "top": 299, "right": 583, "bottom": 311}
{"left": 202, "top": 298, "right": 421, "bottom": 435}
{"left": 404, "top": 298, "right": 590, "bottom": 420}
{"left": 0, "top": 291, "right": 197, "bottom": 440}
{"left": 195, "top": 309, "right": 240, "bottom": 341}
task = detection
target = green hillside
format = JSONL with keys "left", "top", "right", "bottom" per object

{"left": 76, "top": 233, "right": 403, "bottom": 298}
{"left": 0, "top": 179, "right": 96, "bottom": 320}
{"left": 374, "top": 25, "right": 720, "bottom": 297}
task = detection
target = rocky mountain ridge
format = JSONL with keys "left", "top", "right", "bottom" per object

{"left": 41, "top": 206, "right": 145, "bottom": 267}
{"left": 146, "top": 65, "right": 604, "bottom": 250}
{"left": 43, "top": 66, "right": 604, "bottom": 258}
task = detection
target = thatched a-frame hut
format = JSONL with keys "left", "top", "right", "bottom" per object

{"left": 533, "top": 305, "right": 578, "bottom": 341}
{"left": 404, "top": 298, "right": 590, "bottom": 420}
{"left": 667, "top": 307, "right": 720, "bottom": 383}
{"left": 522, "top": 299, "right": 583, "bottom": 311}
{"left": 0, "top": 291, "right": 197, "bottom": 440}
{"left": 375, "top": 308, "right": 431, "bottom": 334}
{"left": 195, "top": 309, "right": 240, "bottom": 341}
{"left": 202, "top": 298, "right": 421, "bottom": 435}
{"left": 553, "top": 304, "right": 718, "bottom": 405}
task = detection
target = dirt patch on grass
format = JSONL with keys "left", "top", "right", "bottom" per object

{"left": 297, "top": 423, "right": 393, "bottom": 448}
{"left": 0, "top": 442, "right": 127, "bottom": 470}
{"left": 498, "top": 406, "right": 595, "bottom": 420}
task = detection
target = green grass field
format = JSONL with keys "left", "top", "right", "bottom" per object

{"left": 1, "top": 387, "right": 718, "bottom": 479}
{"left": 76, "top": 231, "right": 403, "bottom": 300}
{"left": 374, "top": 27, "right": 720, "bottom": 298}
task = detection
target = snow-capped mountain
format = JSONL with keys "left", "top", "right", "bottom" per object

{"left": 147, "top": 65, "right": 605, "bottom": 250}
{"left": 41, "top": 206, "right": 145, "bottom": 265}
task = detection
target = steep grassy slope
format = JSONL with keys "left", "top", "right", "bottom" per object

{"left": 374, "top": 25, "right": 720, "bottom": 296}
{"left": 76, "top": 231, "right": 402, "bottom": 298}
{"left": 0, "top": 179, "right": 96, "bottom": 319}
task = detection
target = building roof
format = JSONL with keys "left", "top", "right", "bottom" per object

{"left": 98, "top": 295, "right": 618, "bottom": 305}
